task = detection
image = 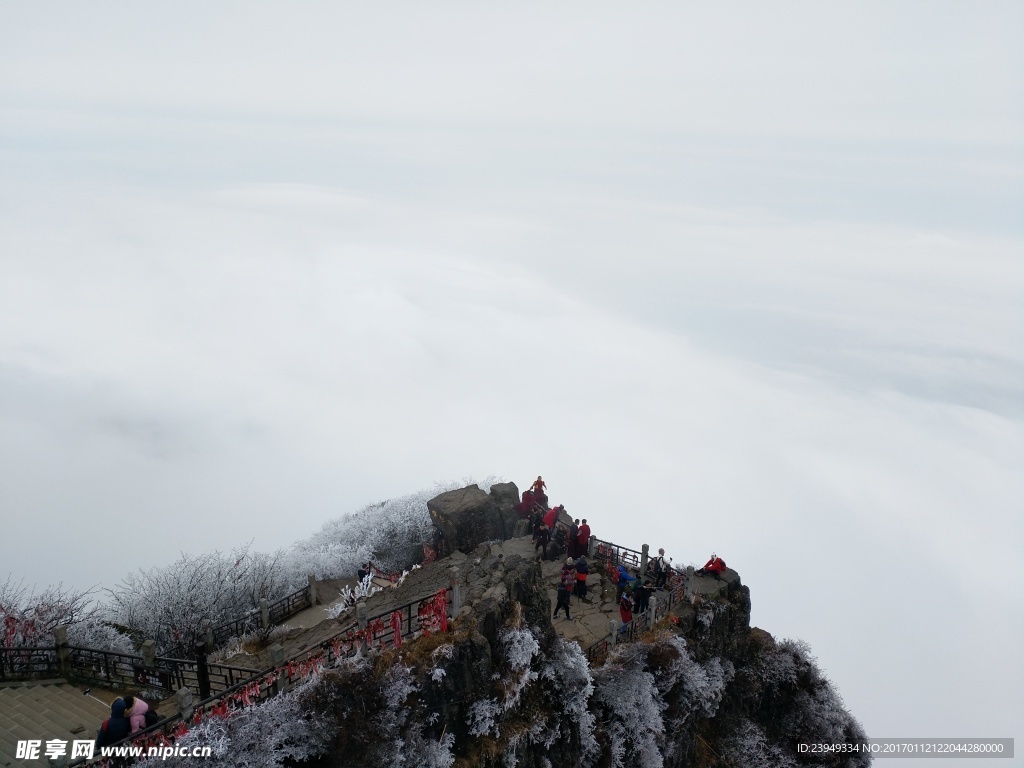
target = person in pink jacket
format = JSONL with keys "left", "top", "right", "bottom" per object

{"left": 124, "top": 695, "right": 151, "bottom": 734}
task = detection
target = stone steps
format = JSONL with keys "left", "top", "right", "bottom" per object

{"left": 0, "top": 683, "right": 110, "bottom": 767}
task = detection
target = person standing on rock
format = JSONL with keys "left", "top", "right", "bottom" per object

{"left": 553, "top": 563, "right": 574, "bottom": 620}
{"left": 574, "top": 555, "right": 590, "bottom": 602}
{"left": 615, "top": 564, "right": 633, "bottom": 603}
{"left": 535, "top": 521, "right": 551, "bottom": 560}
{"left": 577, "top": 519, "right": 591, "bottom": 555}
{"left": 634, "top": 578, "right": 654, "bottom": 615}
{"left": 518, "top": 489, "right": 536, "bottom": 518}
{"left": 651, "top": 548, "right": 669, "bottom": 590}
{"left": 567, "top": 519, "right": 579, "bottom": 558}
{"left": 531, "top": 475, "right": 546, "bottom": 495}
{"left": 543, "top": 505, "right": 559, "bottom": 532}
{"left": 618, "top": 589, "right": 634, "bottom": 632}
{"left": 530, "top": 507, "right": 544, "bottom": 539}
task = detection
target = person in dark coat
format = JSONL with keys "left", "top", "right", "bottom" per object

{"left": 553, "top": 565, "right": 573, "bottom": 620}
{"left": 634, "top": 579, "right": 654, "bottom": 615}
{"left": 615, "top": 564, "right": 632, "bottom": 603}
{"left": 574, "top": 555, "right": 590, "bottom": 602}
{"left": 95, "top": 697, "right": 131, "bottom": 747}
{"left": 534, "top": 522, "right": 550, "bottom": 560}
{"left": 567, "top": 519, "right": 579, "bottom": 559}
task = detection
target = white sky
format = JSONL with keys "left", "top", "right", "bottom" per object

{"left": 1, "top": 2, "right": 1021, "bottom": 759}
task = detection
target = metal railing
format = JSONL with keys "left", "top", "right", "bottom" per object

{"left": 0, "top": 646, "right": 58, "bottom": 681}
{"left": 63, "top": 645, "right": 259, "bottom": 697}
{"left": 210, "top": 613, "right": 259, "bottom": 650}
{"left": 267, "top": 586, "right": 312, "bottom": 627}
{"left": 579, "top": 541, "right": 689, "bottom": 663}
{"left": 72, "top": 587, "right": 454, "bottom": 766}
{"left": 591, "top": 538, "right": 644, "bottom": 570}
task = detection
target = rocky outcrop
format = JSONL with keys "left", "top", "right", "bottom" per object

{"left": 427, "top": 483, "right": 522, "bottom": 554}
{"left": 293, "top": 538, "right": 868, "bottom": 768}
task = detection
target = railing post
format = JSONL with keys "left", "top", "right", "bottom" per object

{"left": 194, "top": 642, "right": 211, "bottom": 700}
{"left": 176, "top": 687, "right": 194, "bottom": 722}
{"left": 260, "top": 598, "right": 270, "bottom": 629}
{"left": 141, "top": 640, "right": 157, "bottom": 668}
{"left": 448, "top": 567, "right": 461, "bottom": 616}
{"left": 54, "top": 625, "right": 71, "bottom": 677}
{"left": 588, "top": 537, "right": 597, "bottom": 558}
{"left": 648, "top": 596, "right": 658, "bottom": 629}
{"left": 640, "top": 544, "right": 649, "bottom": 578}
{"left": 685, "top": 566, "right": 694, "bottom": 600}
{"left": 205, "top": 624, "right": 215, "bottom": 649}
{"left": 269, "top": 644, "right": 286, "bottom": 695}
{"left": 355, "top": 602, "right": 369, "bottom": 653}
{"left": 308, "top": 573, "right": 318, "bottom": 606}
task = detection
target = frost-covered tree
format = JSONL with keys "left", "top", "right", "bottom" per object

{"left": 134, "top": 673, "right": 333, "bottom": 768}
{"left": 0, "top": 576, "right": 102, "bottom": 646}
{"left": 283, "top": 478, "right": 498, "bottom": 583}
{"left": 104, "top": 544, "right": 291, "bottom": 653}
{"left": 591, "top": 632, "right": 734, "bottom": 768}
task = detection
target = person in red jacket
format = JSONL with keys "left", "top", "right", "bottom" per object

{"left": 577, "top": 519, "right": 591, "bottom": 554}
{"left": 518, "top": 489, "right": 536, "bottom": 518}
{"left": 543, "top": 505, "right": 559, "bottom": 531}
{"left": 531, "top": 476, "right": 546, "bottom": 495}
{"left": 697, "top": 553, "right": 726, "bottom": 579}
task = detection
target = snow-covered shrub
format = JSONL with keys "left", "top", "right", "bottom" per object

{"left": 538, "top": 636, "right": 599, "bottom": 762}
{"left": 135, "top": 673, "right": 332, "bottom": 768}
{"left": 429, "top": 643, "right": 454, "bottom": 682}
{"left": 66, "top": 618, "right": 135, "bottom": 654}
{"left": 466, "top": 624, "right": 541, "bottom": 737}
{"left": 592, "top": 642, "right": 668, "bottom": 768}
{"left": 724, "top": 720, "right": 799, "bottom": 768}
{"left": 0, "top": 577, "right": 97, "bottom": 646}
{"left": 748, "top": 636, "right": 871, "bottom": 765}
{"left": 283, "top": 478, "right": 499, "bottom": 584}
{"left": 648, "top": 634, "right": 733, "bottom": 722}
{"left": 104, "top": 545, "right": 291, "bottom": 653}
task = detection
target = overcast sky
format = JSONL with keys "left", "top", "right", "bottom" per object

{"left": 1, "top": 2, "right": 1021, "bottom": 759}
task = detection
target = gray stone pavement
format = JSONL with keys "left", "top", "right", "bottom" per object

{"left": 0, "top": 682, "right": 118, "bottom": 767}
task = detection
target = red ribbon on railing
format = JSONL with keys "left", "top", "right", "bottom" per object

{"left": 370, "top": 563, "right": 401, "bottom": 583}
{"left": 390, "top": 611, "right": 403, "bottom": 648}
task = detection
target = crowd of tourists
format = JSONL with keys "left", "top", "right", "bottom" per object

{"left": 516, "top": 475, "right": 717, "bottom": 628}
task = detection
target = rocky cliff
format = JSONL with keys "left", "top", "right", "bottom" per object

{"left": 150, "top": 483, "right": 870, "bottom": 768}
{"left": 298, "top": 484, "right": 869, "bottom": 768}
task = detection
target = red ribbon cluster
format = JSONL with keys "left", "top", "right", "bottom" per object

{"left": 118, "top": 587, "right": 449, "bottom": 760}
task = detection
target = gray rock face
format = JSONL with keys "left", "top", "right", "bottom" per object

{"left": 427, "top": 483, "right": 522, "bottom": 555}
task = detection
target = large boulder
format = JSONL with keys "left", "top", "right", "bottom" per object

{"left": 428, "top": 483, "right": 521, "bottom": 554}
